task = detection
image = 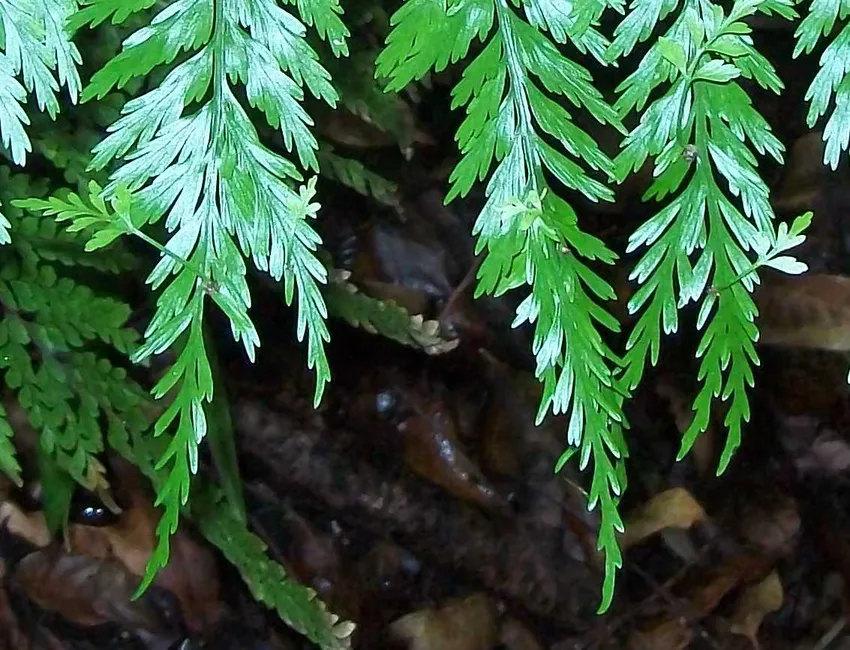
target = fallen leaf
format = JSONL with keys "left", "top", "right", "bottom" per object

{"left": 756, "top": 274, "right": 850, "bottom": 351}
{"left": 628, "top": 556, "right": 770, "bottom": 650}
{"left": 13, "top": 546, "right": 182, "bottom": 647}
{"left": 622, "top": 488, "right": 707, "bottom": 550}
{"left": 389, "top": 594, "right": 499, "bottom": 650}
{"left": 68, "top": 459, "right": 221, "bottom": 634}
{"left": 773, "top": 131, "right": 831, "bottom": 213}
{"left": 736, "top": 493, "right": 800, "bottom": 557}
{"left": 728, "top": 571, "right": 784, "bottom": 649}
{"left": 398, "top": 402, "right": 508, "bottom": 512}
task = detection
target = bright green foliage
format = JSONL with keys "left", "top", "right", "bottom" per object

{"left": 195, "top": 489, "right": 355, "bottom": 650}
{"left": 324, "top": 268, "right": 459, "bottom": 354}
{"left": 610, "top": 0, "right": 807, "bottom": 477}
{"left": 377, "top": 0, "right": 631, "bottom": 611}
{"left": 0, "top": 0, "right": 82, "bottom": 243}
{"left": 794, "top": 0, "right": 850, "bottom": 168}
{"left": 0, "top": 170, "right": 149, "bottom": 508}
{"left": 68, "top": 0, "right": 350, "bottom": 590}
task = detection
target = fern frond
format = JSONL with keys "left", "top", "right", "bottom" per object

{"left": 195, "top": 489, "right": 355, "bottom": 650}
{"left": 611, "top": 0, "right": 807, "bottom": 476}
{"left": 0, "top": 0, "right": 82, "bottom": 243}
{"left": 71, "top": 0, "right": 350, "bottom": 592}
{"left": 377, "top": 0, "right": 628, "bottom": 611}
{"left": 1, "top": 170, "right": 149, "bottom": 504}
{"left": 0, "top": 402, "right": 22, "bottom": 486}
{"left": 794, "top": 0, "right": 850, "bottom": 169}
{"left": 324, "top": 268, "right": 459, "bottom": 354}
{"left": 317, "top": 145, "right": 400, "bottom": 206}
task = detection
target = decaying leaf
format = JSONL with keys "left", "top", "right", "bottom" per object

{"left": 621, "top": 488, "right": 707, "bottom": 550}
{"left": 389, "top": 594, "right": 499, "bottom": 650}
{"left": 628, "top": 556, "right": 770, "bottom": 650}
{"left": 735, "top": 493, "right": 800, "bottom": 557}
{"left": 755, "top": 274, "right": 850, "bottom": 351}
{"left": 68, "top": 460, "right": 221, "bottom": 634}
{"left": 13, "top": 547, "right": 182, "bottom": 646}
{"left": 773, "top": 131, "right": 831, "bottom": 213}
{"left": 398, "top": 400, "right": 508, "bottom": 512}
{"left": 728, "top": 571, "right": 783, "bottom": 649}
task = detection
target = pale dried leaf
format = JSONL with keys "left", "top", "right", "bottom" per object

{"left": 389, "top": 594, "right": 499, "bottom": 650}
{"left": 622, "top": 488, "right": 707, "bottom": 550}
{"left": 728, "top": 571, "right": 784, "bottom": 649}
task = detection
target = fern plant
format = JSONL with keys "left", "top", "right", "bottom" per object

{"left": 0, "top": 0, "right": 833, "bottom": 637}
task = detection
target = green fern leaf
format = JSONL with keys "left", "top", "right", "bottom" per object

{"left": 794, "top": 0, "right": 850, "bottom": 168}
{"left": 72, "top": 0, "right": 349, "bottom": 592}
{"left": 317, "top": 146, "right": 400, "bottom": 206}
{"left": 611, "top": 0, "right": 806, "bottom": 479}
{"left": 195, "top": 489, "right": 355, "bottom": 650}
{"left": 0, "top": 0, "right": 82, "bottom": 243}
{"left": 378, "top": 0, "right": 627, "bottom": 612}
{"left": 324, "top": 268, "right": 459, "bottom": 354}
{"left": 0, "top": 402, "right": 22, "bottom": 486}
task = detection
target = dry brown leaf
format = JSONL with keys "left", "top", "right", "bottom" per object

{"left": 773, "top": 131, "right": 830, "bottom": 213}
{"left": 756, "top": 274, "right": 850, "bottom": 351}
{"left": 398, "top": 404, "right": 508, "bottom": 512}
{"left": 728, "top": 571, "right": 784, "bottom": 649}
{"left": 628, "top": 556, "right": 770, "bottom": 650}
{"left": 68, "top": 460, "right": 221, "bottom": 633}
{"left": 389, "top": 594, "right": 499, "bottom": 650}
{"left": 690, "top": 556, "right": 768, "bottom": 616}
{"left": 13, "top": 547, "right": 181, "bottom": 644}
{"left": 737, "top": 494, "right": 800, "bottom": 557}
{"left": 622, "top": 488, "right": 707, "bottom": 550}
